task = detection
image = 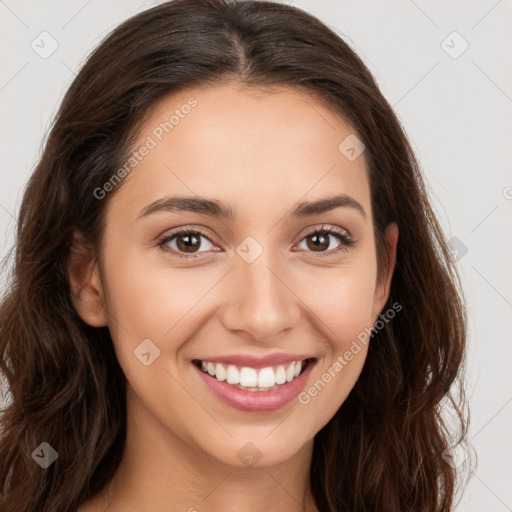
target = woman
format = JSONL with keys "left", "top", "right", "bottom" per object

{"left": 0, "top": 0, "right": 471, "bottom": 510}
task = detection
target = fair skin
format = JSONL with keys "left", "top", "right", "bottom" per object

{"left": 72, "top": 82, "right": 398, "bottom": 512}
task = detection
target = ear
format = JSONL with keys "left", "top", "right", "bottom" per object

{"left": 372, "top": 222, "right": 399, "bottom": 321}
{"left": 67, "top": 230, "right": 108, "bottom": 327}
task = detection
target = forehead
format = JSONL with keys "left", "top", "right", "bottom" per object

{"left": 108, "top": 82, "right": 371, "bottom": 224}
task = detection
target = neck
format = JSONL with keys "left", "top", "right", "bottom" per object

{"left": 93, "top": 386, "right": 319, "bottom": 512}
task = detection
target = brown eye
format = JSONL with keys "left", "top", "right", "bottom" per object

{"left": 305, "top": 232, "right": 331, "bottom": 252}
{"left": 296, "top": 226, "right": 355, "bottom": 256}
{"left": 159, "top": 229, "right": 216, "bottom": 257}
{"left": 175, "top": 233, "right": 202, "bottom": 253}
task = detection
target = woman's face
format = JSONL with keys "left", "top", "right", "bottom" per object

{"left": 76, "top": 83, "right": 397, "bottom": 468}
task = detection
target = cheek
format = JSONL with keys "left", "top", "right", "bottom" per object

{"left": 100, "top": 251, "right": 221, "bottom": 403}
{"left": 288, "top": 256, "right": 377, "bottom": 420}
{"left": 323, "top": 277, "right": 376, "bottom": 349}
{"left": 102, "top": 243, "right": 221, "bottom": 339}
{"left": 290, "top": 256, "right": 378, "bottom": 350}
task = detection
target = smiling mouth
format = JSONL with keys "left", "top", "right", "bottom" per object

{"left": 192, "top": 357, "right": 316, "bottom": 392}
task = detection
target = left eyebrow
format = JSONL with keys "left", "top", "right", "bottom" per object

{"left": 291, "top": 194, "right": 366, "bottom": 220}
{"left": 136, "top": 193, "right": 366, "bottom": 222}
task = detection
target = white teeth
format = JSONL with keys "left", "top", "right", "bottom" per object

{"left": 226, "top": 365, "right": 240, "bottom": 385}
{"left": 197, "top": 359, "right": 309, "bottom": 390}
{"left": 215, "top": 363, "right": 226, "bottom": 382}
{"left": 240, "top": 367, "right": 258, "bottom": 387}
{"left": 286, "top": 363, "right": 295, "bottom": 382}
{"left": 257, "top": 367, "right": 276, "bottom": 388}
{"left": 275, "top": 365, "right": 286, "bottom": 385}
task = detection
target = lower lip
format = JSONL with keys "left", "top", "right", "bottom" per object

{"left": 192, "top": 361, "right": 315, "bottom": 413}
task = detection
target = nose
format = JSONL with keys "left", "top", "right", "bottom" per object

{"left": 219, "top": 249, "right": 301, "bottom": 343}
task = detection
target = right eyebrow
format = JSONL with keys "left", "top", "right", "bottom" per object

{"left": 136, "top": 196, "right": 235, "bottom": 221}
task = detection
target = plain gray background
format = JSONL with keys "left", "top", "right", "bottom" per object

{"left": 1, "top": 1, "right": 511, "bottom": 510}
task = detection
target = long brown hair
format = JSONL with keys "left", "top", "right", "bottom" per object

{"left": 0, "top": 1, "right": 472, "bottom": 510}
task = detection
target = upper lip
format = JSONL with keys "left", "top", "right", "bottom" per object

{"left": 192, "top": 353, "right": 315, "bottom": 369}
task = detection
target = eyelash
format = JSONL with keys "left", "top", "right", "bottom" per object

{"left": 157, "top": 225, "right": 355, "bottom": 259}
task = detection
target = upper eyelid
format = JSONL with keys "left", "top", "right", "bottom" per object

{"left": 304, "top": 224, "right": 352, "bottom": 238}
